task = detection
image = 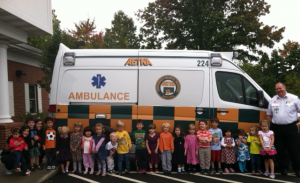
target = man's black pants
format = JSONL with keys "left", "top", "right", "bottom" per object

{"left": 271, "top": 122, "right": 300, "bottom": 172}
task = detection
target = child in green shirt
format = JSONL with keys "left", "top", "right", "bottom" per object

{"left": 132, "top": 120, "right": 147, "bottom": 174}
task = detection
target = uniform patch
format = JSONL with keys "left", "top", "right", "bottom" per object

{"left": 156, "top": 75, "right": 181, "bottom": 100}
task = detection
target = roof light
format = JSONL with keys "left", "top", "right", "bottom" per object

{"left": 63, "top": 52, "right": 75, "bottom": 66}
{"left": 211, "top": 53, "right": 222, "bottom": 66}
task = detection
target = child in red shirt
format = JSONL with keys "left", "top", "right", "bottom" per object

{"left": 197, "top": 119, "right": 212, "bottom": 174}
{"left": 9, "top": 128, "right": 30, "bottom": 176}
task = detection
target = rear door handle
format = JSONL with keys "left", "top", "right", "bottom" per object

{"left": 216, "top": 110, "right": 228, "bottom": 113}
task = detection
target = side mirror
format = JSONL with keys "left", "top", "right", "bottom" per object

{"left": 258, "top": 90, "right": 265, "bottom": 107}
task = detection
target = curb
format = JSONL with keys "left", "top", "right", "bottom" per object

{"left": 37, "top": 167, "right": 61, "bottom": 183}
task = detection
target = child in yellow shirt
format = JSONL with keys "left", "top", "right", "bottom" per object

{"left": 116, "top": 120, "right": 131, "bottom": 175}
{"left": 247, "top": 125, "right": 262, "bottom": 175}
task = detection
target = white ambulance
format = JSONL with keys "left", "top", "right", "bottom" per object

{"left": 49, "top": 43, "right": 270, "bottom": 134}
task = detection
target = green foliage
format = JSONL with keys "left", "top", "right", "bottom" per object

{"left": 240, "top": 40, "right": 300, "bottom": 97}
{"left": 15, "top": 111, "right": 49, "bottom": 124}
{"left": 136, "top": 0, "right": 284, "bottom": 61}
{"left": 104, "top": 11, "right": 140, "bottom": 49}
{"left": 27, "top": 10, "right": 75, "bottom": 91}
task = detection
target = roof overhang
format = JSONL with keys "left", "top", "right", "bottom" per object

{"left": 0, "top": 4, "right": 52, "bottom": 44}
{"left": 8, "top": 43, "right": 41, "bottom": 59}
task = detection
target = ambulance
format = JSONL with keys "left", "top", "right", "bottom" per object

{"left": 49, "top": 43, "right": 270, "bottom": 134}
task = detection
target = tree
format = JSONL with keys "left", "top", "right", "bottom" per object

{"left": 68, "top": 18, "right": 104, "bottom": 48}
{"left": 27, "top": 10, "right": 75, "bottom": 91}
{"left": 136, "top": 0, "right": 285, "bottom": 61}
{"left": 104, "top": 11, "right": 140, "bottom": 49}
{"left": 241, "top": 40, "right": 300, "bottom": 97}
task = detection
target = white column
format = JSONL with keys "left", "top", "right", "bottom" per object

{"left": 0, "top": 40, "right": 13, "bottom": 123}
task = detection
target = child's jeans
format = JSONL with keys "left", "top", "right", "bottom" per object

{"left": 96, "top": 158, "right": 106, "bottom": 172}
{"left": 238, "top": 161, "right": 247, "bottom": 171}
{"left": 45, "top": 148, "right": 56, "bottom": 166}
{"left": 250, "top": 154, "right": 261, "bottom": 171}
{"left": 118, "top": 153, "right": 130, "bottom": 171}
{"left": 161, "top": 150, "right": 172, "bottom": 172}
{"left": 135, "top": 149, "right": 147, "bottom": 170}
{"left": 83, "top": 153, "right": 94, "bottom": 169}
{"left": 11, "top": 151, "right": 27, "bottom": 173}
{"left": 107, "top": 156, "right": 115, "bottom": 171}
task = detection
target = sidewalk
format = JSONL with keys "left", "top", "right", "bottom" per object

{"left": 0, "top": 151, "right": 60, "bottom": 183}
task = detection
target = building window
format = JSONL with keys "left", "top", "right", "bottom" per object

{"left": 25, "top": 83, "right": 42, "bottom": 113}
{"left": 29, "top": 85, "right": 37, "bottom": 113}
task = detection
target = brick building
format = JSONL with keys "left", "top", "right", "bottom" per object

{"left": 0, "top": 0, "right": 52, "bottom": 148}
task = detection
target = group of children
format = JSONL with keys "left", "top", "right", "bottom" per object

{"left": 3, "top": 116, "right": 277, "bottom": 179}
{"left": 130, "top": 117, "right": 277, "bottom": 179}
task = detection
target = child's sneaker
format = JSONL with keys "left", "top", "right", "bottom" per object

{"left": 78, "top": 170, "right": 82, "bottom": 174}
{"left": 200, "top": 169, "right": 205, "bottom": 174}
{"left": 269, "top": 173, "right": 275, "bottom": 179}
{"left": 224, "top": 168, "right": 230, "bottom": 173}
{"left": 5, "top": 170, "right": 12, "bottom": 175}
{"left": 143, "top": 169, "right": 146, "bottom": 174}
{"left": 65, "top": 169, "right": 69, "bottom": 175}
{"left": 15, "top": 168, "right": 21, "bottom": 172}
{"left": 139, "top": 170, "right": 143, "bottom": 175}
{"left": 257, "top": 170, "right": 263, "bottom": 175}
{"left": 192, "top": 168, "right": 196, "bottom": 174}
{"left": 102, "top": 172, "right": 106, "bottom": 176}
{"left": 71, "top": 169, "right": 77, "bottom": 174}
{"left": 205, "top": 169, "right": 211, "bottom": 175}
{"left": 51, "top": 165, "right": 56, "bottom": 170}
{"left": 24, "top": 171, "right": 30, "bottom": 176}
{"left": 155, "top": 168, "right": 159, "bottom": 173}
{"left": 89, "top": 170, "right": 94, "bottom": 174}
{"left": 112, "top": 170, "right": 115, "bottom": 174}
{"left": 62, "top": 169, "right": 66, "bottom": 174}
{"left": 83, "top": 170, "right": 88, "bottom": 174}
{"left": 211, "top": 167, "right": 216, "bottom": 174}
{"left": 218, "top": 168, "right": 223, "bottom": 174}
{"left": 47, "top": 166, "right": 51, "bottom": 170}
{"left": 149, "top": 169, "right": 153, "bottom": 173}
{"left": 252, "top": 170, "right": 255, "bottom": 175}
{"left": 124, "top": 169, "right": 129, "bottom": 174}
{"left": 118, "top": 170, "right": 123, "bottom": 175}
{"left": 229, "top": 168, "right": 235, "bottom": 173}
{"left": 95, "top": 171, "right": 101, "bottom": 175}
{"left": 263, "top": 171, "right": 269, "bottom": 177}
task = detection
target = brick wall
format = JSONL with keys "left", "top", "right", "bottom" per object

{"left": 7, "top": 60, "right": 49, "bottom": 121}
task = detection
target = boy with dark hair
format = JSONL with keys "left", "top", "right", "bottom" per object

{"left": 132, "top": 120, "right": 147, "bottom": 174}
{"left": 26, "top": 117, "right": 42, "bottom": 171}
{"left": 43, "top": 117, "right": 57, "bottom": 170}
{"left": 209, "top": 117, "right": 223, "bottom": 174}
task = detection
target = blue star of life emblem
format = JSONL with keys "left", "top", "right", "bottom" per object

{"left": 91, "top": 74, "right": 106, "bottom": 89}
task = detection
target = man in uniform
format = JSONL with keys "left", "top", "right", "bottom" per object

{"left": 267, "top": 82, "right": 300, "bottom": 177}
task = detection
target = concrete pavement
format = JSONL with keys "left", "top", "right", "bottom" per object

{"left": 0, "top": 150, "right": 60, "bottom": 183}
